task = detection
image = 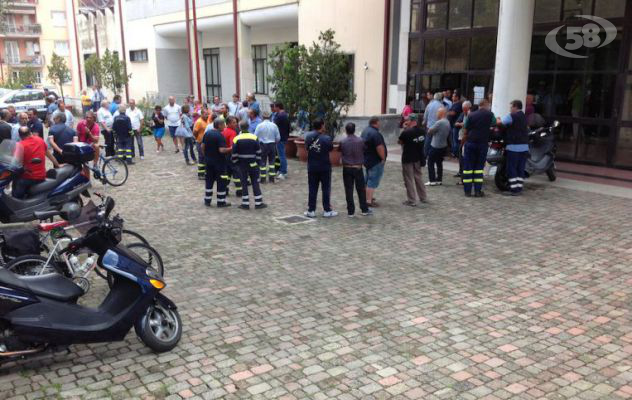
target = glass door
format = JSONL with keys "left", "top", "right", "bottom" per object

{"left": 203, "top": 48, "right": 221, "bottom": 102}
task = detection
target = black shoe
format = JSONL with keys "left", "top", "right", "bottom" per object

{"left": 255, "top": 203, "right": 268, "bottom": 210}
{"left": 239, "top": 205, "right": 250, "bottom": 210}
{"left": 464, "top": 192, "right": 472, "bottom": 197}
{"left": 175, "top": 149, "right": 180, "bottom": 153}
{"left": 502, "top": 191, "right": 514, "bottom": 197}
{"left": 474, "top": 191, "right": 485, "bottom": 198}
{"left": 454, "top": 173, "right": 462, "bottom": 178}
{"left": 127, "top": 161, "right": 135, "bottom": 165}
{"left": 236, "top": 190, "right": 243, "bottom": 197}
{"left": 217, "top": 202, "right": 232, "bottom": 208}
{"left": 204, "top": 202, "right": 211, "bottom": 207}
{"left": 269, "top": 179, "right": 275, "bottom": 184}
{"left": 260, "top": 180, "right": 267, "bottom": 184}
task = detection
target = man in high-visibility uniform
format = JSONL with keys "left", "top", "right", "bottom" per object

{"left": 193, "top": 108, "right": 211, "bottom": 179}
{"left": 232, "top": 121, "right": 267, "bottom": 210}
{"left": 202, "top": 119, "right": 232, "bottom": 207}
{"left": 222, "top": 116, "right": 241, "bottom": 196}
{"left": 462, "top": 99, "right": 496, "bottom": 197}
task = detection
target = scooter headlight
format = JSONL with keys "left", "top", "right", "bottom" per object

{"left": 146, "top": 267, "right": 165, "bottom": 289}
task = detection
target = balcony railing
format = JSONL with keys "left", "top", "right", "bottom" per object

{"left": 5, "top": 0, "right": 37, "bottom": 7}
{"left": 4, "top": 55, "right": 43, "bottom": 67}
{"left": 0, "top": 24, "right": 42, "bottom": 36}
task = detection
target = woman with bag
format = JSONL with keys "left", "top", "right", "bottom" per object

{"left": 176, "top": 104, "right": 197, "bottom": 165}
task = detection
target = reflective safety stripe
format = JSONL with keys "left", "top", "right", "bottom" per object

{"left": 242, "top": 196, "right": 249, "bottom": 200}
{"left": 249, "top": 162, "right": 258, "bottom": 168}
{"left": 474, "top": 170, "right": 484, "bottom": 174}
{"left": 473, "top": 179, "right": 484, "bottom": 183}
{"left": 205, "top": 189, "right": 212, "bottom": 193}
{"left": 462, "top": 179, "right": 473, "bottom": 183}
{"left": 217, "top": 191, "right": 227, "bottom": 196}
{"left": 462, "top": 170, "right": 473, "bottom": 174}
{"left": 204, "top": 196, "right": 212, "bottom": 200}
{"left": 236, "top": 154, "right": 256, "bottom": 158}
{"left": 220, "top": 175, "right": 229, "bottom": 180}
{"left": 254, "top": 195, "right": 263, "bottom": 200}
{"left": 510, "top": 184, "right": 522, "bottom": 189}
{"left": 508, "top": 178, "right": 519, "bottom": 183}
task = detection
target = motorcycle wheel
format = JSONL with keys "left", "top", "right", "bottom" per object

{"left": 494, "top": 164, "right": 510, "bottom": 191}
{"left": 135, "top": 300, "right": 182, "bottom": 353}
{"left": 546, "top": 167, "right": 557, "bottom": 182}
{"left": 5, "top": 255, "right": 63, "bottom": 276}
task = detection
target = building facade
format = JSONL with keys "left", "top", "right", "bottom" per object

{"left": 407, "top": 0, "right": 632, "bottom": 169}
{"left": 0, "top": 0, "right": 82, "bottom": 97}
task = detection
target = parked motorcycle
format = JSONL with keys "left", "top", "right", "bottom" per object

{"left": 0, "top": 198, "right": 182, "bottom": 362}
{"left": 0, "top": 141, "right": 92, "bottom": 223}
{"left": 487, "top": 121, "right": 559, "bottom": 191}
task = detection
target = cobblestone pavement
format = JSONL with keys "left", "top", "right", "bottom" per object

{"left": 2, "top": 138, "right": 632, "bottom": 400}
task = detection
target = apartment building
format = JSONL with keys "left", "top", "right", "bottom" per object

{"left": 0, "top": 0, "right": 81, "bottom": 96}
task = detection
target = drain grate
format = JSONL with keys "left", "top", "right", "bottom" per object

{"left": 276, "top": 215, "right": 314, "bottom": 224}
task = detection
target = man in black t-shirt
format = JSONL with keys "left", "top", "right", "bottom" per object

{"left": 398, "top": 114, "right": 427, "bottom": 207}
{"left": 48, "top": 113, "right": 76, "bottom": 163}
{"left": 0, "top": 110, "right": 13, "bottom": 144}
{"left": 202, "top": 119, "right": 232, "bottom": 208}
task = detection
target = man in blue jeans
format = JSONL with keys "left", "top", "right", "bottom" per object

{"left": 462, "top": 99, "right": 496, "bottom": 197}
{"left": 273, "top": 102, "right": 290, "bottom": 179}
{"left": 304, "top": 118, "right": 337, "bottom": 218}
{"left": 361, "top": 117, "right": 387, "bottom": 207}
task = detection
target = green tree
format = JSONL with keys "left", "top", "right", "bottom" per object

{"left": 268, "top": 30, "right": 356, "bottom": 134}
{"left": 48, "top": 53, "right": 71, "bottom": 101}
{"left": 101, "top": 49, "right": 130, "bottom": 95}
{"left": 4, "top": 67, "right": 40, "bottom": 89}
{"left": 84, "top": 54, "right": 104, "bottom": 87}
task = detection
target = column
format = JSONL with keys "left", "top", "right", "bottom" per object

{"left": 237, "top": 19, "right": 252, "bottom": 97}
{"left": 491, "top": 0, "right": 535, "bottom": 117}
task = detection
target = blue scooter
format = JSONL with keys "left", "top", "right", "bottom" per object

{"left": 0, "top": 141, "right": 92, "bottom": 223}
{"left": 0, "top": 199, "right": 182, "bottom": 362}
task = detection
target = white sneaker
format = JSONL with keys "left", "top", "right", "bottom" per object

{"left": 424, "top": 181, "right": 437, "bottom": 186}
{"left": 277, "top": 174, "right": 287, "bottom": 180}
{"left": 304, "top": 211, "right": 316, "bottom": 218}
{"left": 140, "top": 156, "right": 145, "bottom": 160}
{"left": 323, "top": 210, "right": 338, "bottom": 218}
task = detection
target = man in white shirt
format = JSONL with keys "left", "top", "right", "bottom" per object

{"left": 163, "top": 96, "right": 182, "bottom": 153}
{"left": 91, "top": 85, "right": 105, "bottom": 112}
{"left": 52, "top": 101, "right": 74, "bottom": 128}
{"left": 227, "top": 94, "right": 242, "bottom": 116}
{"left": 97, "top": 100, "right": 114, "bottom": 156}
{"left": 254, "top": 112, "right": 281, "bottom": 184}
{"left": 115, "top": 99, "right": 145, "bottom": 160}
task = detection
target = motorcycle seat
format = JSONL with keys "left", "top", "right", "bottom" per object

{"left": 28, "top": 165, "right": 76, "bottom": 196}
{"left": 0, "top": 268, "right": 83, "bottom": 302}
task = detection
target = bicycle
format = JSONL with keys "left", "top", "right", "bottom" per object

{"left": 90, "top": 145, "right": 129, "bottom": 187}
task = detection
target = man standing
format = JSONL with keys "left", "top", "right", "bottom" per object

{"left": 27, "top": 108, "right": 44, "bottom": 137}
{"left": 254, "top": 112, "right": 280, "bottom": 184}
{"left": 163, "top": 96, "right": 182, "bottom": 153}
{"left": 202, "top": 119, "right": 232, "bottom": 208}
{"left": 273, "top": 102, "right": 290, "bottom": 180}
{"left": 232, "top": 121, "right": 267, "bottom": 210}
{"left": 112, "top": 105, "right": 134, "bottom": 164}
{"left": 426, "top": 107, "right": 450, "bottom": 186}
{"left": 194, "top": 108, "right": 211, "bottom": 179}
{"left": 304, "top": 119, "right": 337, "bottom": 218}
{"left": 52, "top": 101, "right": 74, "bottom": 128}
{"left": 7, "top": 105, "right": 17, "bottom": 124}
{"left": 45, "top": 96, "right": 58, "bottom": 127}
{"left": 13, "top": 126, "right": 59, "bottom": 199}
{"left": 340, "top": 122, "right": 370, "bottom": 217}
{"left": 124, "top": 100, "right": 144, "bottom": 160}
{"left": 454, "top": 101, "right": 472, "bottom": 180}
{"left": 499, "top": 100, "right": 530, "bottom": 196}
{"left": 237, "top": 101, "right": 250, "bottom": 125}
{"left": 247, "top": 93, "right": 260, "bottom": 116}
{"left": 11, "top": 112, "right": 29, "bottom": 142}
{"left": 222, "top": 116, "right": 240, "bottom": 194}
{"left": 97, "top": 100, "right": 115, "bottom": 157}
{"left": 109, "top": 95, "right": 122, "bottom": 114}
{"left": 423, "top": 93, "right": 443, "bottom": 160}
{"left": 76, "top": 111, "right": 100, "bottom": 167}
{"left": 399, "top": 114, "right": 427, "bottom": 207}
{"left": 447, "top": 93, "right": 463, "bottom": 157}
{"left": 91, "top": 85, "right": 105, "bottom": 112}
{"left": 248, "top": 109, "right": 262, "bottom": 133}
{"left": 0, "top": 110, "right": 14, "bottom": 143}
{"left": 361, "top": 117, "right": 387, "bottom": 208}
{"left": 228, "top": 94, "right": 242, "bottom": 116}
{"left": 462, "top": 99, "right": 496, "bottom": 197}
{"left": 210, "top": 96, "right": 223, "bottom": 115}
{"left": 48, "top": 113, "right": 76, "bottom": 164}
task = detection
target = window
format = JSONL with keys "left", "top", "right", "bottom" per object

{"left": 563, "top": 0, "right": 593, "bottom": 20}
{"left": 425, "top": 2, "right": 447, "bottom": 30}
{"left": 473, "top": 0, "right": 499, "bottom": 28}
{"left": 130, "top": 49, "right": 148, "bottom": 62}
{"left": 410, "top": 0, "right": 421, "bottom": 32}
{"left": 51, "top": 11, "right": 66, "bottom": 27}
{"left": 470, "top": 35, "right": 497, "bottom": 70}
{"left": 25, "top": 41, "right": 36, "bottom": 56}
{"left": 594, "top": 0, "right": 626, "bottom": 18}
{"left": 252, "top": 45, "right": 268, "bottom": 94}
{"left": 54, "top": 41, "right": 69, "bottom": 56}
{"left": 423, "top": 38, "right": 445, "bottom": 71}
{"left": 34, "top": 72, "right": 42, "bottom": 84}
{"left": 408, "top": 38, "right": 422, "bottom": 73}
{"left": 449, "top": 0, "right": 472, "bottom": 30}
{"left": 345, "top": 54, "right": 355, "bottom": 97}
{"left": 204, "top": 48, "right": 222, "bottom": 100}
{"left": 534, "top": 0, "right": 561, "bottom": 23}
{"left": 445, "top": 37, "right": 469, "bottom": 70}
{"left": 4, "top": 41, "right": 19, "bottom": 64}
{"left": 11, "top": 71, "right": 20, "bottom": 81}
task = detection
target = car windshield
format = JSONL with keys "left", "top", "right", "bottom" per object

{"left": 0, "top": 90, "right": 17, "bottom": 104}
{"left": 0, "top": 140, "right": 22, "bottom": 169}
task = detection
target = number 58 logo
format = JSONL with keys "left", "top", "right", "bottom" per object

{"left": 545, "top": 15, "right": 617, "bottom": 59}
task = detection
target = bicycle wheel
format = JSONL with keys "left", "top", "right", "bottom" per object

{"left": 5, "top": 255, "right": 63, "bottom": 276}
{"left": 101, "top": 157, "right": 129, "bottom": 187}
{"left": 121, "top": 229, "right": 150, "bottom": 246}
{"left": 107, "top": 243, "right": 164, "bottom": 288}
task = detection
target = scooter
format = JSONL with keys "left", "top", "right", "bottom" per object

{"left": 0, "top": 199, "right": 182, "bottom": 362}
{"left": 487, "top": 121, "right": 559, "bottom": 191}
{"left": 0, "top": 141, "right": 92, "bottom": 223}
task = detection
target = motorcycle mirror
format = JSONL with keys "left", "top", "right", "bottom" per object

{"left": 31, "top": 158, "right": 42, "bottom": 165}
{"left": 552, "top": 120, "right": 560, "bottom": 128}
{"left": 60, "top": 202, "right": 82, "bottom": 221}
{"left": 104, "top": 197, "right": 116, "bottom": 219}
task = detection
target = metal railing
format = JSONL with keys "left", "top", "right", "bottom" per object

{"left": 4, "top": 55, "right": 43, "bottom": 66}
{"left": 0, "top": 23, "right": 42, "bottom": 35}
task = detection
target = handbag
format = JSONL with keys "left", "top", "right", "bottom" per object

{"left": 175, "top": 120, "right": 192, "bottom": 138}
